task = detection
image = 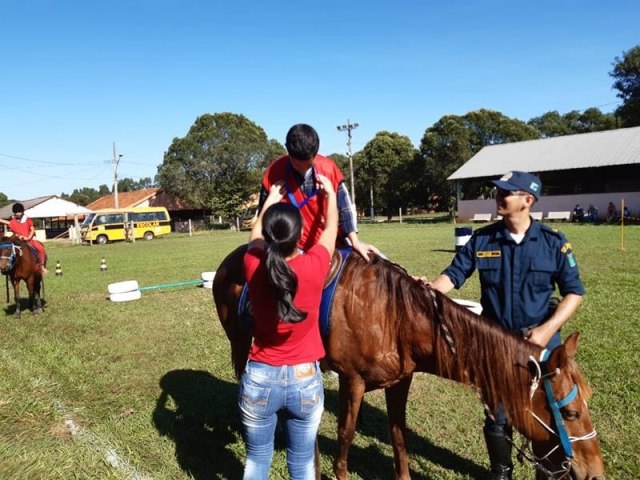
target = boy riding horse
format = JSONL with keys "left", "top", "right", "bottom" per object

{"left": 0, "top": 203, "right": 48, "bottom": 274}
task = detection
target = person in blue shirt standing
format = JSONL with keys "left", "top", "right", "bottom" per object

{"left": 426, "top": 171, "right": 585, "bottom": 480}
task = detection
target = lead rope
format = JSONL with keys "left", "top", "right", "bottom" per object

{"left": 475, "top": 387, "right": 564, "bottom": 479}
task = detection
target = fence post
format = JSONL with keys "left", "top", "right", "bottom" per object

{"left": 188, "top": 219, "right": 193, "bottom": 237}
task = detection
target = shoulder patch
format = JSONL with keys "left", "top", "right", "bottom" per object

{"left": 539, "top": 223, "right": 564, "bottom": 238}
{"left": 561, "top": 242, "right": 572, "bottom": 253}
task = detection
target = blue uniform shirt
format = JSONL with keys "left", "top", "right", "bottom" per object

{"left": 442, "top": 220, "right": 585, "bottom": 332}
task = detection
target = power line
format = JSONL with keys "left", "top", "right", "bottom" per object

{"left": 0, "top": 152, "right": 103, "bottom": 166}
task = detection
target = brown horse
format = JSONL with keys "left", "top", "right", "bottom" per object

{"left": 213, "top": 245, "right": 605, "bottom": 480}
{"left": 0, "top": 236, "right": 43, "bottom": 318}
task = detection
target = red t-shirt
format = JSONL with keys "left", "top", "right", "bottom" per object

{"left": 243, "top": 243, "right": 330, "bottom": 365}
{"left": 262, "top": 154, "right": 344, "bottom": 251}
{"left": 9, "top": 217, "right": 33, "bottom": 237}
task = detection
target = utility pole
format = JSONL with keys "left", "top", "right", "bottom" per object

{"left": 336, "top": 119, "right": 359, "bottom": 209}
{"left": 112, "top": 142, "right": 123, "bottom": 208}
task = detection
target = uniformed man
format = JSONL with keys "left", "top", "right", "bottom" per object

{"left": 428, "top": 171, "right": 585, "bottom": 480}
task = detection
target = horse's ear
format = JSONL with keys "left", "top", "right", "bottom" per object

{"left": 547, "top": 332, "right": 580, "bottom": 372}
{"left": 563, "top": 331, "right": 580, "bottom": 359}
{"left": 547, "top": 344, "right": 569, "bottom": 373}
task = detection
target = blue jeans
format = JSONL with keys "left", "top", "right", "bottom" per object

{"left": 238, "top": 360, "right": 324, "bottom": 480}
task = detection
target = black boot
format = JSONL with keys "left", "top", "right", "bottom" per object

{"left": 484, "top": 429, "right": 513, "bottom": 480}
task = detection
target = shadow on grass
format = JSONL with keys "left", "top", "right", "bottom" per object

{"left": 2, "top": 297, "right": 47, "bottom": 317}
{"left": 319, "top": 387, "right": 487, "bottom": 479}
{"left": 152, "top": 369, "right": 486, "bottom": 479}
{"left": 152, "top": 369, "right": 243, "bottom": 479}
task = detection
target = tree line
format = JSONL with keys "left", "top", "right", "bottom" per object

{"left": 2, "top": 45, "right": 638, "bottom": 216}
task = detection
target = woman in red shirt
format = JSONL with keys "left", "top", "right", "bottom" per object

{"left": 240, "top": 175, "right": 337, "bottom": 480}
{"left": 0, "top": 203, "right": 47, "bottom": 274}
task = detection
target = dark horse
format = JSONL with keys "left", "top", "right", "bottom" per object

{"left": 213, "top": 245, "right": 605, "bottom": 480}
{"left": 0, "top": 236, "right": 43, "bottom": 318}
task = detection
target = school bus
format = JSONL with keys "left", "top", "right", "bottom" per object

{"left": 80, "top": 207, "right": 171, "bottom": 244}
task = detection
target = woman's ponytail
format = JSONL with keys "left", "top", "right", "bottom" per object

{"left": 262, "top": 204, "right": 307, "bottom": 323}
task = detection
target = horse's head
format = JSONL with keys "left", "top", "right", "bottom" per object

{"left": 0, "top": 237, "right": 17, "bottom": 274}
{"left": 526, "top": 332, "right": 605, "bottom": 479}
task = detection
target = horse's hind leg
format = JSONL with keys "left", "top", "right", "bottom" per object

{"left": 333, "top": 375, "right": 366, "bottom": 480}
{"left": 385, "top": 375, "right": 413, "bottom": 480}
{"left": 27, "top": 277, "right": 39, "bottom": 315}
{"left": 33, "top": 276, "right": 42, "bottom": 313}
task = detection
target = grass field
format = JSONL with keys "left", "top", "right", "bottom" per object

{"left": 1, "top": 222, "right": 638, "bottom": 479}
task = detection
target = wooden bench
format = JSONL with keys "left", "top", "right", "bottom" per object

{"left": 470, "top": 213, "right": 492, "bottom": 222}
{"left": 530, "top": 211, "right": 543, "bottom": 221}
{"left": 544, "top": 211, "right": 571, "bottom": 221}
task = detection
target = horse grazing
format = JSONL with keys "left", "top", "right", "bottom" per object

{"left": 0, "top": 236, "right": 43, "bottom": 318}
{"left": 213, "top": 244, "right": 605, "bottom": 480}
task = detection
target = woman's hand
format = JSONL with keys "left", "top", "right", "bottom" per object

{"left": 316, "top": 174, "right": 335, "bottom": 196}
{"left": 264, "top": 182, "right": 285, "bottom": 210}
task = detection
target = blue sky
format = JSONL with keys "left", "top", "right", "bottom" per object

{"left": 1, "top": 1, "right": 638, "bottom": 200}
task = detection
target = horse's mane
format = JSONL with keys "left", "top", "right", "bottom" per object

{"left": 344, "top": 253, "right": 590, "bottom": 429}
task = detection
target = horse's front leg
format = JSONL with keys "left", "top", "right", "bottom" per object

{"left": 333, "top": 375, "right": 366, "bottom": 480}
{"left": 12, "top": 279, "right": 21, "bottom": 318}
{"left": 385, "top": 375, "right": 413, "bottom": 480}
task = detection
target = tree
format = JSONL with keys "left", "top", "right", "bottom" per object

{"left": 417, "top": 109, "right": 539, "bottom": 210}
{"left": 0, "top": 192, "right": 10, "bottom": 208}
{"left": 610, "top": 45, "right": 640, "bottom": 127}
{"left": 528, "top": 111, "right": 573, "bottom": 137}
{"left": 64, "top": 187, "right": 104, "bottom": 206}
{"left": 117, "top": 177, "right": 155, "bottom": 192}
{"left": 528, "top": 108, "right": 616, "bottom": 137}
{"left": 357, "top": 132, "right": 416, "bottom": 218}
{"left": 156, "top": 113, "right": 272, "bottom": 218}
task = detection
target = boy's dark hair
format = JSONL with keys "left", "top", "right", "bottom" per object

{"left": 285, "top": 124, "right": 319, "bottom": 161}
{"left": 262, "top": 203, "right": 307, "bottom": 323}
{"left": 12, "top": 203, "right": 25, "bottom": 214}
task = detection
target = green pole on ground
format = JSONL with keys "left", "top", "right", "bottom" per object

{"left": 139, "top": 279, "right": 204, "bottom": 292}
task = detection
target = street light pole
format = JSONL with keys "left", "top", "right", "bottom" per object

{"left": 112, "top": 142, "right": 123, "bottom": 208}
{"left": 336, "top": 120, "right": 359, "bottom": 208}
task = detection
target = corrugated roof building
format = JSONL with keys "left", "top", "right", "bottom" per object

{"left": 448, "top": 126, "right": 640, "bottom": 181}
{"left": 446, "top": 126, "right": 640, "bottom": 221}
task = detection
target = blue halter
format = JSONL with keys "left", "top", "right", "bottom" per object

{"left": 0, "top": 242, "right": 18, "bottom": 271}
{"left": 540, "top": 348, "right": 579, "bottom": 458}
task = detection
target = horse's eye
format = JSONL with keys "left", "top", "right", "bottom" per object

{"left": 562, "top": 410, "right": 580, "bottom": 421}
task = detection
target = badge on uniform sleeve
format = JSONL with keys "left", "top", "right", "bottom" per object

{"left": 567, "top": 252, "right": 577, "bottom": 267}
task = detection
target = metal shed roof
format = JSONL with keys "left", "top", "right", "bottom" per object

{"left": 0, "top": 196, "right": 93, "bottom": 219}
{"left": 448, "top": 126, "right": 640, "bottom": 181}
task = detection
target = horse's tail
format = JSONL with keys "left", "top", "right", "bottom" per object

{"left": 212, "top": 244, "right": 252, "bottom": 380}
